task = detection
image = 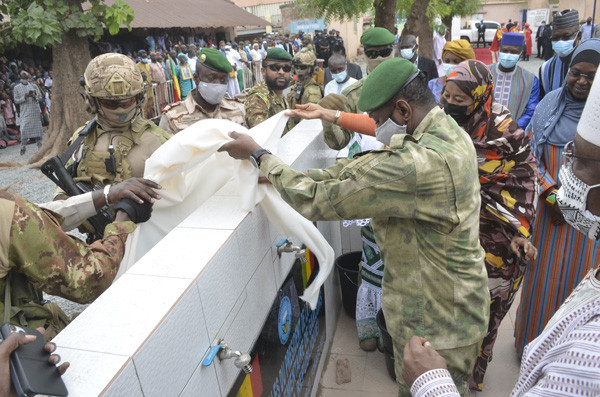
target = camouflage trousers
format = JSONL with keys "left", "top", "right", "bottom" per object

{"left": 394, "top": 340, "right": 481, "bottom": 396}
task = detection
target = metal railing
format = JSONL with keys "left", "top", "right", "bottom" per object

{"left": 142, "top": 80, "right": 175, "bottom": 121}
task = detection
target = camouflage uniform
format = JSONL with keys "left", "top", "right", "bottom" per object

{"left": 245, "top": 81, "right": 291, "bottom": 134}
{"left": 322, "top": 78, "right": 367, "bottom": 157}
{"left": 260, "top": 107, "right": 489, "bottom": 396}
{"left": 159, "top": 93, "right": 246, "bottom": 134}
{"left": 287, "top": 77, "right": 322, "bottom": 130}
{"left": 0, "top": 191, "right": 135, "bottom": 340}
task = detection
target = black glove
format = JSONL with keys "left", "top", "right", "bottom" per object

{"left": 113, "top": 198, "right": 153, "bottom": 224}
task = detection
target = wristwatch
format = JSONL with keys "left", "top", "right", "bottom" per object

{"left": 249, "top": 148, "right": 271, "bottom": 168}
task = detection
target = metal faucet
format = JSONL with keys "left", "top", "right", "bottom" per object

{"left": 276, "top": 238, "right": 306, "bottom": 259}
{"left": 218, "top": 340, "right": 253, "bottom": 374}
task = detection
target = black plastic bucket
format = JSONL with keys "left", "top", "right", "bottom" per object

{"left": 335, "top": 251, "right": 361, "bottom": 319}
{"left": 376, "top": 309, "right": 397, "bottom": 381}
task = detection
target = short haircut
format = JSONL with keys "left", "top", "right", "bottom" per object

{"left": 331, "top": 45, "right": 346, "bottom": 56}
{"left": 390, "top": 72, "right": 436, "bottom": 107}
{"left": 328, "top": 53, "right": 346, "bottom": 65}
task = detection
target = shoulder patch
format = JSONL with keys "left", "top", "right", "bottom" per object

{"left": 255, "top": 93, "right": 270, "bottom": 108}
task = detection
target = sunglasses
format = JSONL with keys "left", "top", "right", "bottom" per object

{"left": 294, "top": 65, "right": 310, "bottom": 70}
{"left": 97, "top": 97, "right": 137, "bottom": 110}
{"left": 364, "top": 47, "right": 393, "bottom": 59}
{"left": 267, "top": 63, "right": 292, "bottom": 73}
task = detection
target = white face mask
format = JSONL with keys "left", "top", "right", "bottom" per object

{"left": 374, "top": 117, "right": 406, "bottom": 146}
{"left": 556, "top": 159, "right": 600, "bottom": 240}
{"left": 198, "top": 82, "right": 228, "bottom": 105}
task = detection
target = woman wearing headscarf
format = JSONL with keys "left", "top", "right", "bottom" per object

{"left": 514, "top": 38, "right": 600, "bottom": 357}
{"left": 442, "top": 59, "right": 538, "bottom": 391}
{"left": 428, "top": 39, "right": 476, "bottom": 103}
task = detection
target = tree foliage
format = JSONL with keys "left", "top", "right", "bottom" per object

{"left": 0, "top": 0, "right": 134, "bottom": 50}
{"left": 397, "top": 0, "right": 482, "bottom": 29}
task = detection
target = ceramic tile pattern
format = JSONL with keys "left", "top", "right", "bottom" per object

{"left": 318, "top": 294, "right": 522, "bottom": 397}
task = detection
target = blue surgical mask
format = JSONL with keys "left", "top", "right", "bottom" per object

{"left": 552, "top": 39, "right": 575, "bottom": 58}
{"left": 142, "top": 58, "right": 150, "bottom": 64}
{"left": 332, "top": 69, "right": 347, "bottom": 83}
{"left": 498, "top": 52, "right": 520, "bottom": 69}
{"left": 442, "top": 63, "right": 456, "bottom": 77}
{"left": 400, "top": 48, "right": 415, "bottom": 60}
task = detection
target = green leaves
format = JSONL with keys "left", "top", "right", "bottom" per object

{"left": 0, "top": 0, "right": 135, "bottom": 51}
{"left": 297, "top": 0, "right": 373, "bottom": 23}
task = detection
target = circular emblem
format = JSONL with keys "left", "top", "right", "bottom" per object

{"left": 278, "top": 296, "right": 292, "bottom": 344}
{"left": 200, "top": 54, "right": 206, "bottom": 63}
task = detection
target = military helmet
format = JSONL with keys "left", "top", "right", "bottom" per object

{"left": 293, "top": 49, "right": 317, "bottom": 67}
{"left": 84, "top": 53, "right": 144, "bottom": 99}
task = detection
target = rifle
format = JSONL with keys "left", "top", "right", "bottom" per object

{"left": 41, "top": 118, "right": 113, "bottom": 244}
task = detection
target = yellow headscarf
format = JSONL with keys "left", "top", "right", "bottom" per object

{"left": 442, "top": 39, "right": 476, "bottom": 61}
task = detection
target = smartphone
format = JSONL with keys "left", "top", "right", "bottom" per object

{"left": 0, "top": 323, "right": 68, "bottom": 397}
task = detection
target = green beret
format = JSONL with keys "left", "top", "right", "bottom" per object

{"left": 265, "top": 48, "right": 293, "bottom": 62}
{"left": 198, "top": 48, "right": 233, "bottom": 74}
{"left": 360, "top": 27, "right": 396, "bottom": 47}
{"left": 358, "top": 58, "right": 418, "bottom": 112}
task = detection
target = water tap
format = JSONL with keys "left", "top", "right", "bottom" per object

{"left": 218, "top": 340, "right": 253, "bottom": 374}
{"left": 276, "top": 238, "right": 306, "bottom": 259}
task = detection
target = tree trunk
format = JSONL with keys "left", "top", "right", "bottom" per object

{"left": 373, "top": 0, "right": 397, "bottom": 33}
{"left": 403, "top": 0, "right": 433, "bottom": 58}
{"left": 27, "top": 29, "right": 91, "bottom": 168}
{"left": 442, "top": 15, "right": 453, "bottom": 41}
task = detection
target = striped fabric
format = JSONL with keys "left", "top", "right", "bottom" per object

{"left": 514, "top": 143, "right": 600, "bottom": 357}
{"left": 540, "top": 55, "right": 569, "bottom": 99}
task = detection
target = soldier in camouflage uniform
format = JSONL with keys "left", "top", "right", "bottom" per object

{"left": 1, "top": 178, "right": 159, "bottom": 341}
{"left": 159, "top": 48, "right": 246, "bottom": 134}
{"left": 322, "top": 27, "right": 396, "bottom": 157}
{"left": 287, "top": 49, "right": 323, "bottom": 131}
{"left": 245, "top": 48, "right": 293, "bottom": 134}
{"left": 220, "top": 58, "right": 489, "bottom": 396}
{"left": 62, "top": 53, "right": 170, "bottom": 190}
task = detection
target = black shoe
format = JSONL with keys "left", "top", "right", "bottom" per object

{"left": 20, "top": 147, "right": 25, "bottom": 155}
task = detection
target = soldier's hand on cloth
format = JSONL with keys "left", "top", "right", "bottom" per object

{"left": 113, "top": 198, "right": 153, "bottom": 224}
{"left": 318, "top": 93, "right": 347, "bottom": 110}
{"left": 218, "top": 131, "right": 263, "bottom": 160}
{"left": 510, "top": 236, "right": 538, "bottom": 261}
{"left": 0, "top": 328, "right": 69, "bottom": 397}
{"left": 108, "top": 178, "right": 162, "bottom": 205}
{"left": 402, "top": 336, "right": 447, "bottom": 388}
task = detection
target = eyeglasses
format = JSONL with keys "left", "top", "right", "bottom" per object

{"left": 562, "top": 141, "right": 600, "bottom": 164}
{"left": 267, "top": 63, "right": 292, "bottom": 73}
{"left": 97, "top": 97, "right": 137, "bottom": 110}
{"left": 364, "top": 47, "right": 393, "bottom": 59}
{"left": 568, "top": 70, "right": 596, "bottom": 84}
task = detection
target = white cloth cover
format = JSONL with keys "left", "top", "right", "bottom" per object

{"left": 120, "top": 112, "right": 334, "bottom": 309}
{"left": 578, "top": 72, "right": 600, "bottom": 146}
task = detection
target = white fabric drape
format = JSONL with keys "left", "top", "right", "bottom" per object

{"left": 120, "top": 112, "right": 334, "bottom": 309}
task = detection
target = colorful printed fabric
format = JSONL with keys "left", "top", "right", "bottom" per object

{"left": 356, "top": 224, "right": 383, "bottom": 343}
{"left": 428, "top": 77, "right": 445, "bottom": 103}
{"left": 447, "top": 59, "right": 537, "bottom": 390}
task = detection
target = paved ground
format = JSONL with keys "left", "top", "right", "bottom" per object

{"left": 318, "top": 291, "right": 522, "bottom": 396}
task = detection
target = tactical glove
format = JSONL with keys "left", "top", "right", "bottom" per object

{"left": 113, "top": 198, "right": 153, "bottom": 224}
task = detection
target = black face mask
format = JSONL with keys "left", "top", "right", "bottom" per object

{"left": 443, "top": 101, "right": 473, "bottom": 124}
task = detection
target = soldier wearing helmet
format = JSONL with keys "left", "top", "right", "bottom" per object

{"left": 287, "top": 48, "right": 323, "bottom": 129}
{"left": 65, "top": 53, "right": 170, "bottom": 186}
{"left": 54, "top": 53, "right": 170, "bottom": 238}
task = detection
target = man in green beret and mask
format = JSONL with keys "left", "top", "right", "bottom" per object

{"left": 322, "top": 26, "right": 397, "bottom": 157}
{"left": 245, "top": 48, "right": 294, "bottom": 134}
{"left": 219, "top": 58, "right": 489, "bottom": 396}
{"left": 160, "top": 48, "right": 246, "bottom": 134}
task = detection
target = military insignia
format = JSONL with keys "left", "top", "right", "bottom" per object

{"left": 200, "top": 54, "right": 206, "bottom": 63}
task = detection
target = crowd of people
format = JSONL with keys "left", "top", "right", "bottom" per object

{"left": 1, "top": 6, "right": 600, "bottom": 397}
{"left": 0, "top": 59, "right": 51, "bottom": 153}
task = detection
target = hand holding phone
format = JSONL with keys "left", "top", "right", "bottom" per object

{"left": 0, "top": 323, "right": 69, "bottom": 397}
